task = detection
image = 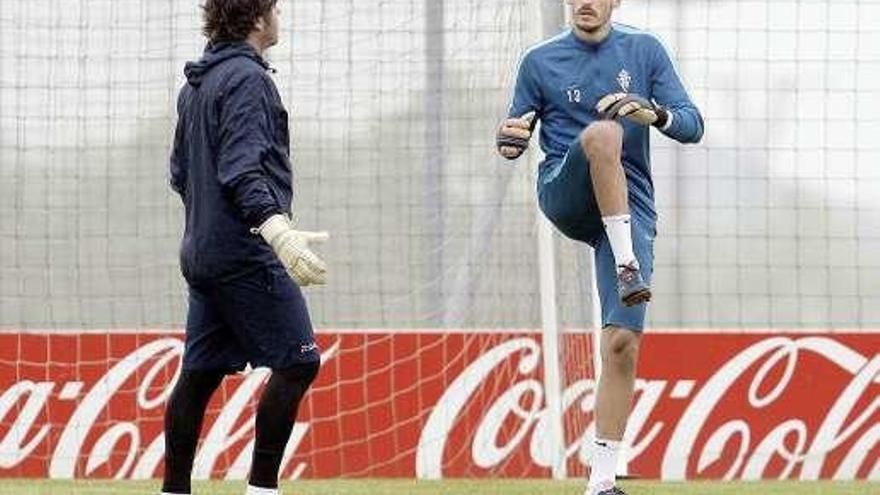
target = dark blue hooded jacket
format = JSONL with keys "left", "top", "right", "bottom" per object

{"left": 170, "top": 42, "right": 290, "bottom": 284}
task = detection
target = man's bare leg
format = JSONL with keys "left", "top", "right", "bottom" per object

{"left": 588, "top": 326, "right": 641, "bottom": 494}
{"left": 580, "top": 122, "right": 651, "bottom": 306}
{"left": 581, "top": 121, "right": 629, "bottom": 218}
{"left": 596, "top": 327, "right": 640, "bottom": 438}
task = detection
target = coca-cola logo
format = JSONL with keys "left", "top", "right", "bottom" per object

{"left": 0, "top": 332, "right": 877, "bottom": 480}
{"left": 662, "top": 337, "right": 880, "bottom": 481}
{"left": 416, "top": 335, "right": 880, "bottom": 480}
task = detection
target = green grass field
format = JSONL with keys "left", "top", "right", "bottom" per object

{"left": 0, "top": 480, "right": 875, "bottom": 495}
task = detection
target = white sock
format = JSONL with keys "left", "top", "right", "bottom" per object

{"left": 588, "top": 438, "right": 620, "bottom": 495}
{"left": 245, "top": 485, "right": 279, "bottom": 495}
{"left": 602, "top": 214, "right": 638, "bottom": 271}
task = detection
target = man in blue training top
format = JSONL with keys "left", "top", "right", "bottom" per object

{"left": 496, "top": 0, "right": 703, "bottom": 493}
{"left": 164, "top": 1, "right": 328, "bottom": 494}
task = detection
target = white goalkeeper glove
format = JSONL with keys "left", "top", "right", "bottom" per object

{"left": 255, "top": 214, "right": 329, "bottom": 287}
{"left": 596, "top": 93, "right": 669, "bottom": 127}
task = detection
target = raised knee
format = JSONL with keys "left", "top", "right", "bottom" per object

{"left": 580, "top": 121, "right": 623, "bottom": 158}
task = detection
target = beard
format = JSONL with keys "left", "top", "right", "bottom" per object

{"left": 573, "top": 4, "right": 614, "bottom": 33}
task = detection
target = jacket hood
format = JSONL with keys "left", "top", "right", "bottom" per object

{"left": 184, "top": 42, "right": 268, "bottom": 86}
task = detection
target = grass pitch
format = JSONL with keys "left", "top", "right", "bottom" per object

{"left": 0, "top": 480, "right": 875, "bottom": 495}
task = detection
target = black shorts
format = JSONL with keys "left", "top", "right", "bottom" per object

{"left": 182, "top": 265, "right": 320, "bottom": 372}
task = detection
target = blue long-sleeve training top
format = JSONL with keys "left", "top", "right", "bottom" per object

{"left": 170, "top": 42, "right": 291, "bottom": 283}
{"left": 509, "top": 24, "right": 704, "bottom": 223}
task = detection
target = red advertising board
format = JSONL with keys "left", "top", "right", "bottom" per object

{"left": 0, "top": 331, "right": 877, "bottom": 480}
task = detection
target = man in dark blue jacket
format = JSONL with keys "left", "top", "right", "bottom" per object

{"left": 163, "top": 1, "right": 327, "bottom": 494}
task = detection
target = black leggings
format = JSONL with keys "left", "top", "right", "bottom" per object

{"left": 161, "top": 361, "right": 320, "bottom": 494}
{"left": 250, "top": 361, "right": 320, "bottom": 488}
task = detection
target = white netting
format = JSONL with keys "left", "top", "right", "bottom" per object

{"left": 0, "top": 0, "right": 878, "bottom": 487}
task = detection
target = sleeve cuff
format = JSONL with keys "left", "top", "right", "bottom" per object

{"left": 661, "top": 110, "right": 675, "bottom": 131}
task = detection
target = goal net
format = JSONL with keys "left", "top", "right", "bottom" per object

{"left": 0, "top": 0, "right": 877, "bottom": 485}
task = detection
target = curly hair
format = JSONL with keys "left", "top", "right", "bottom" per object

{"left": 202, "top": 0, "right": 277, "bottom": 42}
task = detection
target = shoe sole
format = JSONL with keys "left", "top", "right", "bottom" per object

{"left": 622, "top": 288, "right": 652, "bottom": 307}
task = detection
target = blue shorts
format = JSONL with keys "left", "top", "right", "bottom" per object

{"left": 183, "top": 264, "right": 320, "bottom": 372}
{"left": 537, "top": 139, "right": 656, "bottom": 332}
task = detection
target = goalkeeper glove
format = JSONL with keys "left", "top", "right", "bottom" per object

{"left": 255, "top": 214, "right": 329, "bottom": 287}
{"left": 596, "top": 93, "right": 669, "bottom": 127}
{"left": 496, "top": 111, "right": 537, "bottom": 160}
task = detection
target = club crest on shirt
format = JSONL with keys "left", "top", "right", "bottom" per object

{"left": 617, "top": 69, "right": 631, "bottom": 92}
